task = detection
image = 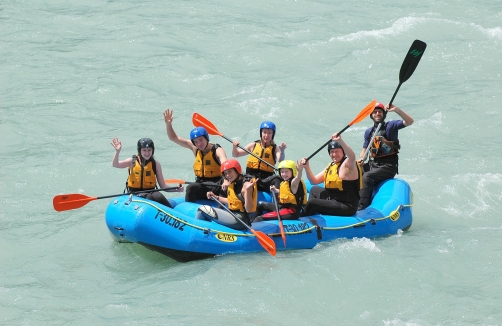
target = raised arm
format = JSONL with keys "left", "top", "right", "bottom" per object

{"left": 289, "top": 161, "right": 304, "bottom": 194}
{"left": 276, "top": 142, "right": 286, "bottom": 162}
{"left": 299, "top": 157, "right": 324, "bottom": 185}
{"left": 111, "top": 138, "right": 133, "bottom": 169}
{"left": 387, "top": 104, "right": 414, "bottom": 126}
{"left": 163, "top": 109, "right": 197, "bottom": 151}
{"left": 232, "top": 140, "right": 254, "bottom": 158}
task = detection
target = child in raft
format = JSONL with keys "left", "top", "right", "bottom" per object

{"left": 206, "top": 159, "right": 258, "bottom": 226}
{"left": 253, "top": 160, "right": 307, "bottom": 222}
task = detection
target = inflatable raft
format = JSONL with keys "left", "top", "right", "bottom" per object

{"left": 105, "top": 178, "right": 413, "bottom": 262}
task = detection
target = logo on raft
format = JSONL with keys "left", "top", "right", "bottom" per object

{"left": 389, "top": 210, "right": 401, "bottom": 222}
{"left": 216, "top": 233, "right": 237, "bottom": 242}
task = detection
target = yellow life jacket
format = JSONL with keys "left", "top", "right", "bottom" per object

{"left": 227, "top": 177, "right": 257, "bottom": 213}
{"left": 324, "top": 158, "right": 362, "bottom": 191}
{"left": 193, "top": 144, "right": 222, "bottom": 179}
{"left": 127, "top": 157, "right": 157, "bottom": 191}
{"left": 279, "top": 180, "right": 307, "bottom": 206}
{"left": 245, "top": 141, "right": 276, "bottom": 173}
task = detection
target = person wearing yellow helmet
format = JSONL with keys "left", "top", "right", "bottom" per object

{"left": 253, "top": 160, "right": 306, "bottom": 222}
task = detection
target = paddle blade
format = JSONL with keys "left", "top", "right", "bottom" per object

{"left": 348, "top": 100, "right": 377, "bottom": 126}
{"left": 399, "top": 40, "right": 427, "bottom": 84}
{"left": 53, "top": 194, "right": 96, "bottom": 212}
{"left": 192, "top": 113, "right": 223, "bottom": 136}
{"left": 251, "top": 229, "right": 277, "bottom": 256}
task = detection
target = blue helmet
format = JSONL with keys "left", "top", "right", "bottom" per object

{"left": 260, "top": 121, "right": 276, "bottom": 139}
{"left": 189, "top": 127, "right": 209, "bottom": 145}
{"left": 137, "top": 138, "right": 154, "bottom": 155}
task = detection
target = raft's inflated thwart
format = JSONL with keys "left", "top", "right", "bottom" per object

{"left": 105, "top": 178, "right": 413, "bottom": 262}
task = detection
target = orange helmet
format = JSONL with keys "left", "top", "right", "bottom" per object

{"left": 221, "top": 159, "right": 242, "bottom": 174}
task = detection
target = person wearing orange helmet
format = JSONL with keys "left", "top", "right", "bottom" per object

{"left": 111, "top": 137, "right": 183, "bottom": 208}
{"left": 231, "top": 121, "right": 286, "bottom": 192}
{"left": 163, "top": 109, "right": 229, "bottom": 203}
{"left": 206, "top": 159, "right": 258, "bottom": 226}
{"left": 356, "top": 102, "right": 414, "bottom": 210}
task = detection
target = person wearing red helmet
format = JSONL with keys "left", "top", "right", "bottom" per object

{"left": 206, "top": 159, "right": 258, "bottom": 226}
{"left": 163, "top": 109, "right": 229, "bottom": 203}
{"left": 299, "top": 133, "right": 362, "bottom": 217}
{"left": 356, "top": 102, "right": 414, "bottom": 210}
{"left": 231, "top": 121, "right": 286, "bottom": 192}
{"left": 111, "top": 137, "right": 183, "bottom": 208}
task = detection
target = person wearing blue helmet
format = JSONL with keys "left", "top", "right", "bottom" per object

{"left": 231, "top": 120, "right": 287, "bottom": 192}
{"left": 299, "top": 132, "right": 362, "bottom": 217}
{"left": 111, "top": 137, "right": 183, "bottom": 208}
{"left": 163, "top": 109, "right": 229, "bottom": 203}
{"left": 356, "top": 102, "right": 414, "bottom": 210}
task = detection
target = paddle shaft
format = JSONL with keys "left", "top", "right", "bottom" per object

{"left": 271, "top": 191, "right": 287, "bottom": 247}
{"left": 361, "top": 122, "right": 382, "bottom": 163}
{"left": 210, "top": 195, "right": 252, "bottom": 231}
{"left": 222, "top": 134, "right": 277, "bottom": 171}
{"left": 306, "top": 124, "right": 350, "bottom": 161}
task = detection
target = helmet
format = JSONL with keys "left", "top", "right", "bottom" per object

{"left": 137, "top": 138, "right": 155, "bottom": 155}
{"left": 189, "top": 127, "right": 209, "bottom": 145}
{"left": 278, "top": 160, "right": 297, "bottom": 177}
{"left": 370, "top": 102, "right": 387, "bottom": 120}
{"left": 327, "top": 141, "right": 344, "bottom": 154}
{"left": 260, "top": 121, "right": 276, "bottom": 139}
{"left": 221, "top": 159, "right": 242, "bottom": 174}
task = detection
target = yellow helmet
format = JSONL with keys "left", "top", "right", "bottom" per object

{"left": 278, "top": 160, "right": 297, "bottom": 177}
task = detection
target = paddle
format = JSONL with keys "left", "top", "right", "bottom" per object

{"left": 388, "top": 39, "right": 427, "bottom": 107}
{"left": 192, "top": 113, "right": 277, "bottom": 171}
{"left": 306, "top": 100, "right": 376, "bottom": 161}
{"left": 271, "top": 191, "right": 287, "bottom": 248}
{"left": 361, "top": 40, "right": 426, "bottom": 163}
{"left": 210, "top": 195, "right": 277, "bottom": 256}
{"left": 164, "top": 179, "right": 221, "bottom": 187}
{"left": 53, "top": 186, "right": 180, "bottom": 212}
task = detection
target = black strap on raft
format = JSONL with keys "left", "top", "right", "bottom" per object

{"left": 309, "top": 218, "right": 322, "bottom": 240}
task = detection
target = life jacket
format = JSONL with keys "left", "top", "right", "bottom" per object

{"left": 193, "top": 144, "right": 222, "bottom": 179}
{"left": 245, "top": 141, "right": 276, "bottom": 174}
{"left": 279, "top": 179, "right": 307, "bottom": 208}
{"left": 227, "top": 177, "right": 258, "bottom": 213}
{"left": 127, "top": 155, "right": 157, "bottom": 191}
{"left": 369, "top": 122, "right": 400, "bottom": 159}
{"left": 324, "top": 157, "right": 362, "bottom": 192}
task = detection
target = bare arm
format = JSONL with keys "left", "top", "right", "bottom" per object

{"left": 387, "top": 104, "right": 414, "bottom": 126}
{"left": 215, "top": 146, "right": 228, "bottom": 164}
{"left": 111, "top": 138, "right": 133, "bottom": 169}
{"left": 289, "top": 161, "right": 304, "bottom": 194}
{"left": 299, "top": 157, "right": 324, "bottom": 185}
{"left": 276, "top": 142, "right": 287, "bottom": 162}
{"left": 163, "top": 109, "right": 197, "bottom": 151}
{"left": 243, "top": 178, "right": 258, "bottom": 213}
{"left": 232, "top": 140, "right": 254, "bottom": 158}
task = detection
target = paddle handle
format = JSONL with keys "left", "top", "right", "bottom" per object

{"left": 224, "top": 134, "right": 277, "bottom": 171}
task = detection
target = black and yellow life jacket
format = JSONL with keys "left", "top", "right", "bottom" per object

{"left": 324, "top": 157, "right": 362, "bottom": 192}
{"left": 227, "top": 177, "right": 258, "bottom": 213}
{"left": 127, "top": 155, "right": 157, "bottom": 191}
{"left": 193, "top": 144, "right": 222, "bottom": 180}
{"left": 245, "top": 141, "right": 276, "bottom": 174}
{"left": 279, "top": 179, "right": 307, "bottom": 208}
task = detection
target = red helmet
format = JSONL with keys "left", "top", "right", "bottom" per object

{"left": 221, "top": 159, "right": 242, "bottom": 174}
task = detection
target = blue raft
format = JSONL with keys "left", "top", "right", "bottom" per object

{"left": 105, "top": 178, "right": 413, "bottom": 262}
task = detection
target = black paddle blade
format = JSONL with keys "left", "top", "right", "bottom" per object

{"left": 399, "top": 40, "right": 427, "bottom": 84}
